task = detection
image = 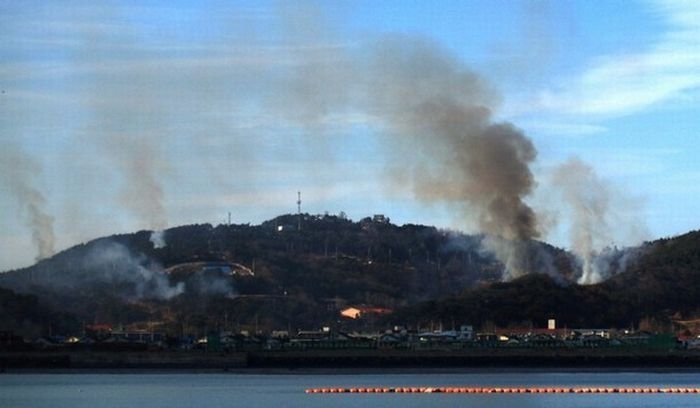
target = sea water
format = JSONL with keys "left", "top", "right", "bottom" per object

{"left": 1, "top": 371, "right": 700, "bottom": 407}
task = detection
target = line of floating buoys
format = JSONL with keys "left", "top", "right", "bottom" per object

{"left": 305, "top": 387, "right": 700, "bottom": 394}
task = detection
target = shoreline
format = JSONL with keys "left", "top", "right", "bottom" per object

{"left": 5, "top": 366, "right": 700, "bottom": 375}
{"left": 4, "top": 349, "right": 700, "bottom": 374}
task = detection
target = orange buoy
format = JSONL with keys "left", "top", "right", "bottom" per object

{"left": 306, "top": 384, "right": 700, "bottom": 395}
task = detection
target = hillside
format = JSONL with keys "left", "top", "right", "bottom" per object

{"left": 2, "top": 215, "right": 699, "bottom": 338}
{"left": 391, "top": 230, "right": 700, "bottom": 331}
{"left": 0, "top": 214, "right": 575, "bottom": 336}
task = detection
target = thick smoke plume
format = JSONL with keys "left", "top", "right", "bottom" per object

{"left": 361, "top": 39, "right": 543, "bottom": 278}
{"left": 0, "top": 145, "right": 55, "bottom": 261}
{"left": 551, "top": 158, "right": 646, "bottom": 284}
{"left": 262, "top": 33, "right": 544, "bottom": 278}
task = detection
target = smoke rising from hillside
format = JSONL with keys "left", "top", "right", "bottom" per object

{"left": 280, "top": 37, "right": 544, "bottom": 278}
{"left": 80, "top": 7, "right": 170, "bottom": 235}
{"left": 3, "top": 3, "right": 648, "bottom": 284}
{"left": 0, "top": 145, "right": 55, "bottom": 261}
{"left": 14, "top": 239, "right": 236, "bottom": 300}
{"left": 551, "top": 158, "right": 646, "bottom": 284}
{"left": 150, "top": 230, "right": 166, "bottom": 249}
{"left": 186, "top": 267, "right": 237, "bottom": 297}
{"left": 51, "top": 7, "right": 545, "bottom": 279}
{"left": 81, "top": 241, "right": 184, "bottom": 300}
{"left": 107, "top": 137, "right": 168, "bottom": 233}
{"left": 552, "top": 158, "right": 610, "bottom": 284}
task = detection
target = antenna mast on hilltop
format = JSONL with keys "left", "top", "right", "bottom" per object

{"left": 297, "top": 191, "right": 302, "bottom": 231}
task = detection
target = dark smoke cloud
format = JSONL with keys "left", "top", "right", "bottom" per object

{"left": 0, "top": 144, "right": 55, "bottom": 261}
{"left": 359, "top": 37, "right": 543, "bottom": 278}
{"left": 252, "top": 31, "right": 544, "bottom": 277}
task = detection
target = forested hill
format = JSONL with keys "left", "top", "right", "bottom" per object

{"left": 391, "top": 230, "right": 700, "bottom": 331}
{"left": 0, "top": 213, "right": 573, "bottom": 335}
{"left": 1, "top": 214, "right": 699, "bottom": 337}
{"left": 0, "top": 214, "right": 579, "bottom": 300}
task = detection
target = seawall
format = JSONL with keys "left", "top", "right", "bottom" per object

{"left": 3, "top": 349, "right": 700, "bottom": 370}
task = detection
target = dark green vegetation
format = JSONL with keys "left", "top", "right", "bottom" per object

{"left": 399, "top": 231, "right": 700, "bottom": 330}
{"left": 0, "top": 214, "right": 699, "bottom": 338}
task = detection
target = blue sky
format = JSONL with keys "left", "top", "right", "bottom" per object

{"left": 1, "top": 0, "right": 699, "bottom": 271}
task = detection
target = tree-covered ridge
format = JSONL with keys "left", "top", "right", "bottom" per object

{"left": 393, "top": 231, "right": 700, "bottom": 331}
{"left": 0, "top": 215, "right": 698, "bottom": 337}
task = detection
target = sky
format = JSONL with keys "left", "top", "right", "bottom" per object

{"left": 1, "top": 0, "right": 699, "bottom": 271}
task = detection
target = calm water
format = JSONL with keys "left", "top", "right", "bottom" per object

{"left": 2, "top": 371, "right": 700, "bottom": 407}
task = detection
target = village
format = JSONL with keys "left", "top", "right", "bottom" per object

{"left": 2, "top": 312, "right": 689, "bottom": 353}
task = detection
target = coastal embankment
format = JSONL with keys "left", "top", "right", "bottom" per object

{"left": 4, "top": 349, "right": 700, "bottom": 370}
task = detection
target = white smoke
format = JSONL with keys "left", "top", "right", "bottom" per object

{"left": 189, "top": 267, "right": 237, "bottom": 297}
{"left": 81, "top": 241, "right": 184, "bottom": 299}
{"left": 551, "top": 158, "right": 647, "bottom": 284}
{"left": 150, "top": 230, "right": 166, "bottom": 249}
